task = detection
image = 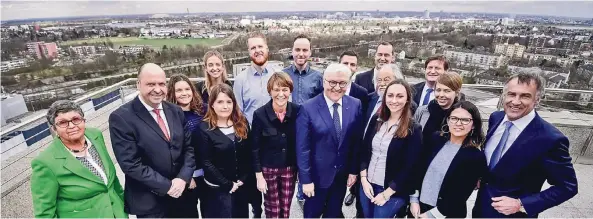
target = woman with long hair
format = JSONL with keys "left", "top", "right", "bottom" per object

{"left": 359, "top": 79, "right": 423, "bottom": 218}
{"left": 196, "top": 50, "right": 232, "bottom": 106}
{"left": 410, "top": 101, "right": 487, "bottom": 218}
{"left": 165, "top": 74, "right": 205, "bottom": 218}
{"left": 196, "top": 84, "right": 251, "bottom": 218}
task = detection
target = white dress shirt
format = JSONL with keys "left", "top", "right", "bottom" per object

{"left": 67, "top": 137, "right": 108, "bottom": 185}
{"left": 420, "top": 84, "right": 436, "bottom": 106}
{"left": 138, "top": 96, "right": 170, "bottom": 137}
{"left": 484, "top": 109, "right": 536, "bottom": 165}
{"left": 323, "top": 94, "right": 343, "bottom": 128}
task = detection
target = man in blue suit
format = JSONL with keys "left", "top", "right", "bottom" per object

{"left": 296, "top": 63, "right": 363, "bottom": 218}
{"left": 473, "top": 72, "right": 578, "bottom": 218}
{"left": 109, "top": 63, "right": 195, "bottom": 218}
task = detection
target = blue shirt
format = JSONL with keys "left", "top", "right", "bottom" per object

{"left": 283, "top": 64, "right": 323, "bottom": 105}
{"left": 233, "top": 64, "right": 279, "bottom": 125}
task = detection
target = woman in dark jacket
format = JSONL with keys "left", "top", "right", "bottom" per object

{"left": 251, "top": 72, "right": 300, "bottom": 218}
{"left": 410, "top": 101, "right": 487, "bottom": 218}
{"left": 359, "top": 79, "right": 423, "bottom": 218}
{"left": 197, "top": 84, "right": 252, "bottom": 218}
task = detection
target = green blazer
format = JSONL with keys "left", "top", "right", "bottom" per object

{"left": 30, "top": 127, "right": 127, "bottom": 218}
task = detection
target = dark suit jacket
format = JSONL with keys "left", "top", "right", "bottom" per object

{"left": 473, "top": 111, "right": 578, "bottom": 218}
{"left": 251, "top": 100, "right": 301, "bottom": 171}
{"left": 195, "top": 121, "right": 252, "bottom": 192}
{"left": 296, "top": 94, "right": 364, "bottom": 188}
{"left": 412, "top": 81, "right": 466, "bottom": 107}
{"left": 349, "top": 83, "right": 369, "bottom": 116}
{"left": 109, "top": 97, "right": 195, "bottom": 215}
{"left": 354, "top": 69, "right": 375, "bottom": 93}
{"left": 414, "top": 133, "right": 487, "bottom": 218}
{"left": 361, "top": 115, "right": 423, "bottom": 197}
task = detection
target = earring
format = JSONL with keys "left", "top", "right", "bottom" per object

{"left": 470, "top": 129, "right": 474, "bottom": 136}
{"left": 441, "top": 124, "right": 450, "bottom": 134}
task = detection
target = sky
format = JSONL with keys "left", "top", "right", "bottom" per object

{"left": 1, "top": 0, "right": 593, "bottom": 21}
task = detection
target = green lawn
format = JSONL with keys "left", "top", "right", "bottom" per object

{"left": 60, "top": 37, "right": 224, "bottom": 49}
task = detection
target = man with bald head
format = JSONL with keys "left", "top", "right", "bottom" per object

{"left": 296, "top": 63, "right": 363, "bottom": 218}
{"left": 109, "top": 63, "right": 195, "bottom": 218}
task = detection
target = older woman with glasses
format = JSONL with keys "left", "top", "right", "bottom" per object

{"left": 31, "top": 100, "right": 126, "bottom": 218}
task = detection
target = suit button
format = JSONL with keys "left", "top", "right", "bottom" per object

{"left": 282, "top": 149, "right": 286, "bottom": 152}
{"left": 281, "top": 133, "right": 286, "bottom": 137}
{"left": 438, "top": 197, "right": 442, "bottom": 200}
{"left": 334, "top": 165, "right": 337, "bottom": 169}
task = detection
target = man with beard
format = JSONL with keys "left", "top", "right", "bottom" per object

{"left": 109, "top": 63, "right": 195, "bottom": 218}
{"left": 282, "top": 34, "right": 323, "bottom": 105}
{"left": 354, "top": 41, "right": 394, "bottom": 93}
{"left": 233, "top": 32, "right": 275, "bottom": 218}
{"left": 234, "top": 32, "right": 279, "bottom": 125}
{"left": 296, "top": 63, "right": 363, "bottom": 218}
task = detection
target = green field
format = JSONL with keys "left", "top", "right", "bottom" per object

{"left": 60, "top": 37, "right": 224, "bottom": 49}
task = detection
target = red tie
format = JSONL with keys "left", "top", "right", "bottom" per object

{"left": 153, "top": 109, "right": 170, "bottom": 141}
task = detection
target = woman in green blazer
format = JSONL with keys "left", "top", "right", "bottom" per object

{"left": 30, "top": 100, "right": 127, "bottom": 218}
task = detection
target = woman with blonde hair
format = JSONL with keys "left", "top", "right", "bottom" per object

{"left": 196, "top": 50, "right": 232, "bottom": 107}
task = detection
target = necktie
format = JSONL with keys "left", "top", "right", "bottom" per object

{"left": 489, "top": 121, "right": 513, "bottom": 170}
{"left": 332, "top": 103, "right": 342, "bottom": 142}
{"left": 422, "top": 88, "right": 434, "bottom": 106}
{"left": 153, "top": 109, "right": 170, "bottom": 141}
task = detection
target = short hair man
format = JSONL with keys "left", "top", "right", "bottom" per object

{"left": 233, "top": 32, "right": 279, "bottom": 125}
{"left": 412, "top": 55, "right": 449, "bottom": 106}
{"left": 109, "top": 63, "right": 195, "bottom": 218}
{"left": 282, "top": 34, "right": 323, "bottom": 104}
{"left": 473, "top": 72, "right": 578, "bottom": 218}
{"left": 354, "top": 41, "right": 394, "bottom": 93}
{"left": 296, "top": 63, "right": 363, "bottom": 218}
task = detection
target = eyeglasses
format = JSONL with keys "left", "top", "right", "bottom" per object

{"left": 55, "top": 117, "right": 85, "bottom": 128}
{"left": 448, "top": 116, "right": 472, "bottom": 125}
{"left": 324, "top": 79, "right": 348, "bottom": 88}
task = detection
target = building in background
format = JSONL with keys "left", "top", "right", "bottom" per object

{"left": 1, "top": 94, "right": 29, "bottom": 126}
{"left": 1, "top": 59, "right": 28, "bottom": 72}
{"left": 69, "top": 46, "right": 97, "bottom": 56}
{"left": 27, "top": 42, "right": 58, "bottom": 59}
{"left": 423, "top": 10, "right": 430, "bottom": 19}
{"left": 494, "top": 43, "right": 526, "bottom": 59}
{"left": 444, "top": 49, "right": 507, "bottom": 68}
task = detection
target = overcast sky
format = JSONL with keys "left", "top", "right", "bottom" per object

{"left": 2, "top": 1, "right": 593, "bottom": 21}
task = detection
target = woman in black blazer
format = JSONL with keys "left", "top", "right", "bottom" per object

{"left": 359, "top": 79, "right": 423, "bottom": 218}
{"left": 410, "top": 101, "right": 487, "bottom": 218}
{"left": 251, "top": 72, "right": 300, "bottom": 218}
{"left": 197, "top": 84, "right": 252, "bottom": 218}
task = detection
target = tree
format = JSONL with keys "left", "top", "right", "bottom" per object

{"left": 162, "top": 45, "right": 168, "bottom": 50}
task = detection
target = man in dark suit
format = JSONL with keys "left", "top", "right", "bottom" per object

{"left": 339, "top": 50, "right": 367, "bottom": 217}
{"left": 354, "top": 41, "right": 394, "bottom": 93}
{"left": 109, "top": 63, "right": 195, "bottom": 218}
{"left": 412, "top": 55, "right": 465, "bottom": 108}
{"left": 473, "top": 72, "right": 578, "bottom": 218}
{"left": 296, "top": 63, "right": 364, "bottom": 218}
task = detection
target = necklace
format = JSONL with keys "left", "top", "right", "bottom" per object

{"left": 66, "top": 141, "right": 88, "bottom": 153}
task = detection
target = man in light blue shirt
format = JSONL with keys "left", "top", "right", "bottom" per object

{"left": 283, "top": 34, "right": 323, "bottom": 104}
{"left": 234, "top": 32, "right": 279, "bottom": 125}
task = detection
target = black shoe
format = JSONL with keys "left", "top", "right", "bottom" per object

{"left": 344, "top": 193, "right": 355, "bottom": 206}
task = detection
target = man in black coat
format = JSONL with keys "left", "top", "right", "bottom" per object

{"left": 354, "top": 41, "right": 394, "bottom": 93}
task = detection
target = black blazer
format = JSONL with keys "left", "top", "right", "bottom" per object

{"left": 361, "top": 115, "right": 423, "bottom": 197}
{"left": 109, "top": 97, "right": 195, "bottom": 215}
{"left": 415, "top": 133, "right": 487, "bottom": 218}
{"left": 412, "top": 81, "right": 467, "bottom": 107}
{"left": 354, "top": 69, "right": 375, "bottom": 93}
{"left": 251, "top": 100, "right": 300, "bottom": 172}
{"left": 196, "top": 80, "right": 233, "bottom": 105}
{"left": 196, "top": 121, "right": 252, "bottom": 192}
{"left": 349, "top": 83, "right": 370, "bottom": 116}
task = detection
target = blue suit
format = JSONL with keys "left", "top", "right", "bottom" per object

{"left": 296, "top": 94, "right": 363, "bottom": 218}
{"left": 472, "top": 111, "right": 578, "bottom": 218}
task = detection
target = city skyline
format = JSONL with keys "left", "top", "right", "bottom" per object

{"left": 2, "top": 1, "right": 593, "bottom": 21}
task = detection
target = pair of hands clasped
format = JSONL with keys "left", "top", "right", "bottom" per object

{"left": 360, "top": 176, "right": 394, "bottom": 207}
{"left": 298, "top": 174, "right": 357, "bottom": 198}
{"left": 167, "top": 178, "right": 187, "bottom": 198}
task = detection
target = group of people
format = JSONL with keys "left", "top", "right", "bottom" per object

{"left": 30, "top": 32, "right": 579, "bottom": 219}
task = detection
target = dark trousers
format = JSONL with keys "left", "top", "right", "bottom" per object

{"left": 166, "top": 176, "right": 203, "bottom": 218}
{"left": 246, "top": 177, "right": 263, "bottom": 218}
{"left": 359, "top": 183, "right": 406, "bottom": 218}
{"left": 136, "top": 212, "right": 166, "bottom": 218}
{"left": 201, "top": 182, "right": 249, "bottom": 218}
{"left": 348, "top": 177, "right": 364, "bottom": 218}
{"left": 304, "top": 173, "right": 348, "bottom": 218}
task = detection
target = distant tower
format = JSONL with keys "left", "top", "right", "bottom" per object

{"left": 424, "top": 10, "right": 430, "bottom": 19}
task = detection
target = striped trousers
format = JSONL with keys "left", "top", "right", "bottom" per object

{"left": 262, "top": 166, "right": 297, "bottom": 218}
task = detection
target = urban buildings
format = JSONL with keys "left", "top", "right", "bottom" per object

{"left": 26, "top": 42, "right": 58, "bottom": 59}
{"left": 0, "top": 59, "right": 28, "bottom": 72}
{"left": 69, "top": 45, "right": 97, "bottom": 56}
{"left": 444, "top": 49, "right": 507, "bottom": 68}
{"left": 494, "top": 43, "right": 526, "bottom": 59}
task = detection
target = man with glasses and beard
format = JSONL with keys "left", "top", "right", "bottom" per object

{"left": 354, "top": 41, "right": 394, "bottom": 93}
{"left": 233, "top": 32, "right": 278, "bottom": 218}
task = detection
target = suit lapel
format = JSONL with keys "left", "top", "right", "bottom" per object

{"left": 86, "top": 131, "right": 114, "bottom": 186}
{"left": 53, "top": 138, "right": 104, "bottom": 185}
{"left": 339, "top": 97, "right": 352, "bottom": 146}
{"left": 163, "top": 103, "right": 176, "bottom": 142}
{"left": 486, "top": 113, "right": 504, "bottom": 142}
{"left": 492, "top": 115, "right": 541, "bottom": 174}
{"left": 132, "top": 97, "right": 169, "bottom": 142}
{"left": 316, "top": 95, "right": 338, "bottom": 144}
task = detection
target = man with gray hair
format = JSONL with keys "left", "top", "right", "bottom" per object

{"left": 473, "top": 72, "right": 578, "bottom": 218}
{"left": 296, "top": 63, "right": 363, "bottom": 218}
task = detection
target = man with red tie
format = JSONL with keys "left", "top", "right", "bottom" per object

{"left": 109, "top": 63, "right": 195, "bottom": 218}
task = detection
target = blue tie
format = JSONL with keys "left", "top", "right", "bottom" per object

{"left": 490, "top": 121, "right": 513, "bottom": 170}
{"left": 332, "top": 103, "right": 342, "bottom": 142}
{"left": 422, "top": 88, "right": 434, "bottom": 106}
